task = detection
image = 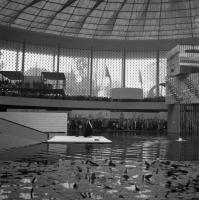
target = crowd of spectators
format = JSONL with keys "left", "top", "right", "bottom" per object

{"left": 0, "top": 80, "right": 22, "bottom": 89}
{"left": 68, "top": 117, "right": 167, "bottom": 132}
{"left": 1, "top": 78, "right": 167, "bottom": 133}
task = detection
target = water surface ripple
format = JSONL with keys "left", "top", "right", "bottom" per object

{"left": 1, "top": 132, "right": 199, "bottom": 199}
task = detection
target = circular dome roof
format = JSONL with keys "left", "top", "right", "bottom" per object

{"left": 0, "top": 0, "right": 199, "bottom": 40}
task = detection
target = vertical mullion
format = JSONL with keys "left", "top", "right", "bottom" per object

{"left": 57, "top": 45, "right": 60, "bottom": 73}
{"left": 122, "top": 48, "right": 126, "bottom": 88}
{"left": 15, "top": 48, "right": 19, "bottom": 71}
{"left": 56, "top": 45, "right": 60, "bottom": 89}
{"left": 156, "top": 50, "right": 160, "bottom": 96}
{"left": 21, "top": 40, "right": 26, "bottom": 74}
{"left": 53, "top": 48, "right": 56, "bottom": 72}
{"left": 90, "top": 47, "right": 93, "bottom": 96}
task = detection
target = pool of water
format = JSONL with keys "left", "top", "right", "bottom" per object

{"left": 1, "top": 132, "right": 199, "bottom": 199}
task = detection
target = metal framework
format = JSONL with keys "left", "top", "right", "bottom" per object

{"left": 0, "top": 0, "right": 199, "bottom": 40}
{"left": 0, "top": 40, "right": 166, "bottom": 98}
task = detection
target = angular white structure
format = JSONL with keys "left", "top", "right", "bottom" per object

{"left": 166, "top": 45, "right": 199, "bottom": 137}
{"left": 167, "top": 45, "right": 199, "bottom": 77}
{"left": 0, "top": 112, "right": 68, "bottom": 148}
{"left": 111, "top": 88, "right": 143, "bottom": 100}
{"left": 48, "top": 136, "right": 112, "bottom": 144}
{"left": 0, "top": 112, "right": 67, "bottom": 133}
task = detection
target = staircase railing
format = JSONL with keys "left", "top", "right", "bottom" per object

{"left": 166, "top": 79, "right": 181, "bottom": 103}
{"left": 182, "top": 76, "right": 199, "bottom": 98}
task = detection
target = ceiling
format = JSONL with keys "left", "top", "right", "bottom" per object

{"left": 0, "top": 0, "right": 199, "bottom": 41}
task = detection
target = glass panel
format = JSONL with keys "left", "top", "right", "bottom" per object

{"left": 59, "top": 48, "right": 90, "bottom": 96}
{"left": 93, "top": 50, "right": 122, "bottom": 97}
{"left": 0, "top": 39, "right": 168, "bottom": 99}
{"left": 24, "top": 44, "right": 56, "bottom": 76}
{"left": 125, "top": 51, "right": 156, "bottom": 98}
{"left": 0, "top": 40, "right": 22, "bottom": 71}
{"left": 159, "top": 51, "right": 167, "bottom": 97}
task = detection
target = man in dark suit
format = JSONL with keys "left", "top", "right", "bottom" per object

{"left": 84, "top": 120, "right": 93, "bottom": 137}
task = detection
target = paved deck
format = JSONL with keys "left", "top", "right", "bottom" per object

{"left": 0, "top": 96, "right": 167, "bottom": 112}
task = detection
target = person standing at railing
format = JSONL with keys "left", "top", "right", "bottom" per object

{"left": 83, "top": 119, "right": 93, "bottom": 137}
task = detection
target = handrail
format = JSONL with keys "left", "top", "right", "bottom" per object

{"left": 183, "top": 78, "right": 199, "bottom": 98}
{"left": 166, "top": 81, "right": 181, "bottom": 102}
{"left": 0, "top": 117, "right": 49, "bottom": 136}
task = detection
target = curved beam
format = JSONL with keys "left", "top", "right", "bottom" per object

{"left": 188, "top": 0, "right": 194, "bottom": 38}
{"left": 139, "top": 0, "right": 150, "bottom": 31}
{"left": 104, "top": 0, "right": 127, "bottom": 36}
{"left": 125, "top": 0, "right": 136, "bottom": 39}
{"left": 42, "top": 0, "right": 78, "bottom": 31}
{"left": 126, "top": 0, "right": 152, "bottom": 38}
{"left": 8, "top": 0, "right": 43, "bottom": 24}
{"left": 158, "top": 0, "right": 163, "bottom": 40}
{"left": 72, "top": 0, "right": 104, "bottom": 35}
{"left": 93, "top": 0, "right": 108, "bottom": 37}
{"left": 0, "top": 1, "right": 10, "bottom": 13}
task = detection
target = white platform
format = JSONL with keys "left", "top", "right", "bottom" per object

{"left": 111, "top": 88, "right": 143, "bottom": 99}
{"left": 47, "top": 136, "right": 112, "bottom": 144}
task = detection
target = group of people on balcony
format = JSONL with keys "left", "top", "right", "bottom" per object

{"left": 0, "top": 80, "right": 22, "bottom": 89}
{"left": 0, "top": 73, "right": 165, "bottom": 103}
{"left": 0, "top": 80, "right": 165, "bottom": 102}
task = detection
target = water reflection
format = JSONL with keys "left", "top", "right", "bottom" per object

{"left": 1, "top": 132, "right": 199, "bottom": 162}
{"left": 1, "top": 132, "right": 199, "bottom": 199}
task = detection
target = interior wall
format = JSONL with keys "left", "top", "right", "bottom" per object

{"left": 0, "top": 25, "right": 199, "bottom": 51}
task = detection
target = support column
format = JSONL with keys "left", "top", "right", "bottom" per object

{"left": 56, "top": 45, "right": 60, "bottom": 89}
{"left": 15, "top": 49, "right": 19, "bottom": 71}
{"left": 90, "top": 47, "right": 93, "bottom": 96}
{"left": 53, "top": 47, "right": 56, "bottom": 72}
{"left": 21, "top": 40, "right": 26, "bottom": 74}
{"left": 57, "top": 45, "right": 60, "bottom": 73}
{"left": 21, "top": 40, "right": 26, "bottom": 85}
{"left": 122, "top": 48, "right": 126, "bottom": 88}
{"left": 156, "top": 50, "right": 160, "bottom": 96}
{"left": 167, "top": 104, "right": 181, "bottom": 138}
